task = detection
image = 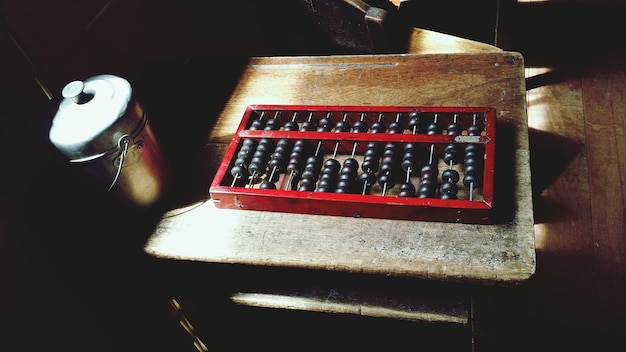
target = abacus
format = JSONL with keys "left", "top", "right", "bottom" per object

{"left": 209, "top": 105, "right": 496, "bottom": 224}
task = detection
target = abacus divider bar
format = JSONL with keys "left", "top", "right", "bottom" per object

{"left": 237, "top": 130, "right": 463, "bottom": 144}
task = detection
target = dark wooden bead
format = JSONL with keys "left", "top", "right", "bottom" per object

{"left": 259, "top": 181, "right": 276, "bottom": 189}
{"left": 283, "top": 121, "right": 299, "bottom": 131}
{"left": 370, "top": 121, "right": 387, "bottom": 133}
{"left": 264, "top": 119, "right": 281, "bottom": 130}
{"left": 398, "top": 182, "right": 416, "bottom": 197}
{"left": 442, "top": 169, "right": 460, "bottom": 183}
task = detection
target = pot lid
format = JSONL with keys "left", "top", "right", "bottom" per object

{"left": 49, "top": 74, "right": 133, "bottom": 160}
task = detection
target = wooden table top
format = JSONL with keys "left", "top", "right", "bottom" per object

{"left": 144, "top": 52, "right": 535, "bottom": 285}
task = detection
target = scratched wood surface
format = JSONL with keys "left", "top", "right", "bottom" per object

{"left": 145, "top": 52, "right": 535, "bottom": 285}
{"left": 581, "top": 57, "right": 626, "bottom": 326}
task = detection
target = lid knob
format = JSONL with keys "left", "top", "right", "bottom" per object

{"left": 62, "top": 80, "right": 93, "bottom": 104}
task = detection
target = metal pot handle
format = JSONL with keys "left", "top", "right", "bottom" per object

{"left": 107, "top": 134, "right": 130, "bottom": 192}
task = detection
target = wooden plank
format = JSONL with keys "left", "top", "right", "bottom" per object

{"left": 525, "top": 66, "right": 596, "bottom": 329}
{"left": 582, "top": 56, "right": 626, "bottom": 330}
{"left": 405, "top": 28, "right": 502, "bottom": 54}
{"left": 230, "top": 286, "right": 469, "bottom": 324}
{"left": 145, "top": 53, "right": 534, "bottom": 285}
{"left": 229, "top": 272, "right": 470, "bottom": 327}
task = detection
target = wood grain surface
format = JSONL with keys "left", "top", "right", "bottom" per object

{"left": 145, "top": 52, "right": 535, "bottom": 286}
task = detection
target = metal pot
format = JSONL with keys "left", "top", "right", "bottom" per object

{"left": 49, "top": 74, "right": 168, "bottom": 208}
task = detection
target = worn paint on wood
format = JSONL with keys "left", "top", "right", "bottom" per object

{"left": 145, "top": 52, "right": 535, "bottom": 286}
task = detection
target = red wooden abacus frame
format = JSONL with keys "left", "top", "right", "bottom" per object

{"left": 209, "top": 104, "right": 496, "bottom": 224}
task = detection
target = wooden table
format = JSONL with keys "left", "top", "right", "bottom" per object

{"left": 146, "top": 52, "right": 534, "bottom": 281}
{"left": 144, "top": 52, "right": 535, "bottom": 347}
